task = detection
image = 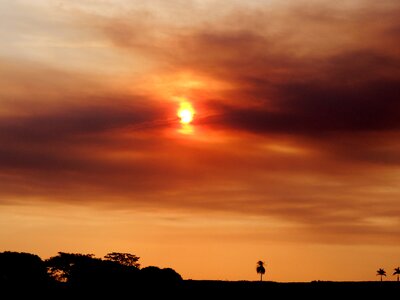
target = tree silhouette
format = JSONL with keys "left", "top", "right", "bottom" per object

{"left": 45, "top": 252, "right": 96, "bottom": 282}
{"left": 45, "top": 252, "right": 142, "bottom": 289}
{"left": 393, "top": 267, "right": 400, "bottom": 282}
{"left": 376, "top": 268, "right": 386, "bottom": 281}
{"left": 104, "top": 252, "right": 140, "bottom": 268}
{"left": 0, "top": 251, "right": 49, "bottom": 287}
{"left": 256, "top": 261, "right": 266, "bottom": 282}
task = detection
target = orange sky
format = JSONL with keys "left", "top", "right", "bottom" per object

{"left": 0, "top": 0, "right": 399, "bottom": 282}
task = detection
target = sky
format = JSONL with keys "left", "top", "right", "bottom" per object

{"left": 0, "top": 0, "right": 399, "bottom": 282}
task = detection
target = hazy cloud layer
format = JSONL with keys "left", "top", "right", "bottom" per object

{"left": 1, "top": 0, "right": 399, "bottom": 244}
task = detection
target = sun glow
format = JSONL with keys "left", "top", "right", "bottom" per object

{"left": 178, "top": 102, "right": 194, "bottom": 125}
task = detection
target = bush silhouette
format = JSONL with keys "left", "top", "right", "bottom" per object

{"left": 141, "top": 266, "right": 182, "bottom": 285}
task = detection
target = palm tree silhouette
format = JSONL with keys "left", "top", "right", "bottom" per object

{"left": 393, "top": 267, "right": 400, "bottom": 282}
{"left": 376, "top": 268, "right": 386, "bottom": 281}
{"left": 256, "top": 261, "right": 266, "bottom": 282}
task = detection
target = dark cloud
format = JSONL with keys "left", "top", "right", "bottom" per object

{"left": 204, "top": 77, "right": 400, "bottom": 135}
{"left": 0, "top": 101, "right": 165, "bottom": 143}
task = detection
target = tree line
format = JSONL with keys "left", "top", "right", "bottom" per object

{"left": 0, "top": 250, "right": 182, "bottom": 296}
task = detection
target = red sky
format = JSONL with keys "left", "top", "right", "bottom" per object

{"left": 0, "top": 0, "right": 399, "bottom": 281}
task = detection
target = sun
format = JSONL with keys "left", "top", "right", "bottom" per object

{"left": 178, "top": 102, "right": 194, "bottom": 125}
{"left": 178, "top": 109, "right": 193, "bottom": 124}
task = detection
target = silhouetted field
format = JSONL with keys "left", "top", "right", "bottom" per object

{"left": 2, "top": 280, "right": 399, "bottom": 299}
{"left": 180, "top": 280, "right": 399, "bottom": 298}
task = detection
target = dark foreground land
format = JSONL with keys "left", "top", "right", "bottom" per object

{"left": 3, "top": 280, "right": 399, "bottom": 299}
{"left": 181, "top": 280, "right": 399, "bottom": 298}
